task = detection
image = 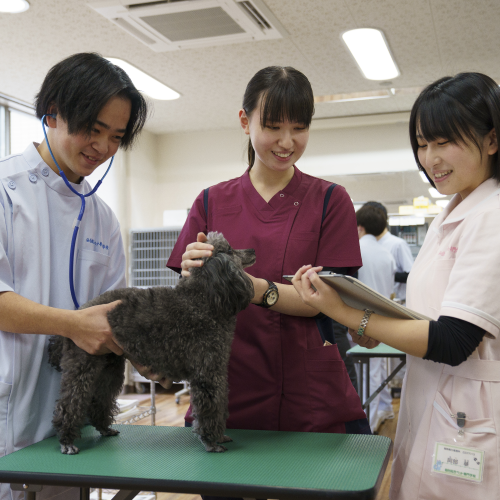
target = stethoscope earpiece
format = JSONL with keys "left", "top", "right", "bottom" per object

{"left": 40, "top": 114, "right": 114, "bottom": 309}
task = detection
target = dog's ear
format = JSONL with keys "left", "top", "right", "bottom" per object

{"left": 201, "top": 253, "right": 254, "bottom": 316}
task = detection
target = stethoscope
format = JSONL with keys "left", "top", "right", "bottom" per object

{"left": 41, "top": 114, "right": 114, "bottom": 309}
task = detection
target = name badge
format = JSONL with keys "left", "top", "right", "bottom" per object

{"left": 432, "top": 442, "right": 484, "bottom": 482}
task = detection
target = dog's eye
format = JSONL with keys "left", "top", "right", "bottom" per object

{"left": 227, "top": 249, "right": 233, "bottom": 255}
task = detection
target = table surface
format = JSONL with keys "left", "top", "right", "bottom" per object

{"left": 0, "top": 425, "right": 392, "bottom": 500}
{"left": 347, "top": 344, "right": 405, "bottom": 357}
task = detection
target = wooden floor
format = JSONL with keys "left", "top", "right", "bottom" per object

{"left": 112, "top": 383, "right": 398, "bottom": 500}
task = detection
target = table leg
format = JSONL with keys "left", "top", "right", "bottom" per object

{"left": 366, "top": 358, "right": 370, "bottom": 424}
{"left": 10, "top": 484, "right": 43, "bottom": 500}
{"left": 80, "top": 487, "right": 90, "bottom": 500}
{"left": 111, "top": 491, "right": 140, "bottom": 500}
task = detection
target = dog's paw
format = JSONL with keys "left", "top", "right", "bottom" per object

{"left": 100, "top": 428, "right": 120, "bottom": 437}
{"left": 204, "top": 443, "right": 228, "bottom": 453}
{"left": 218, "top": 435, "right": 233, "bottom": 443}
{"left": 61, "top": 444, "right": 80, "bottom": 455}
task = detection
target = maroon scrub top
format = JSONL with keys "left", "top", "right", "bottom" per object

{"left": 167, "top": 166, "right": 365, "bottom": 433}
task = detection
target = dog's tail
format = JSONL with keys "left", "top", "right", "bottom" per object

{"left": 47, "top": 336, "right": 64, "bottom": 372}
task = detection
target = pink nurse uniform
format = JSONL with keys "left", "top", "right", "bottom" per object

{"left": 167, "top": 166, "right": 367, "bottom": 433}
{"left": 391, "top": 177, "right": 500, "bottom": 499}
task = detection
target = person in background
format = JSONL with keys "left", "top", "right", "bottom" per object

{"left": 0, "top": 53, "right": 148, "bottom": 500}
{"left": 355, "top": 204, "right": 396, "bottom": 432}
{"left": 364, "top": 201, "right": 414, "bottom": 304}
{"left": 168, "top": 66, "right": 369, "bottom": 500}
{"left": 293, "top": 72, "right": 500, "bottom": 500}
{"left": 364, "top": 200, "right": 414, "bottom": 391}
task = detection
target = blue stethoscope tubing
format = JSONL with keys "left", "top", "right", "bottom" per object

{"left": 41, "top": 114, "right": 114, "bottom": 309}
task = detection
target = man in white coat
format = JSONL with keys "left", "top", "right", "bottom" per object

{"left": 364, "top": 201, "right": 414, "bottom": 304}
{"left": 364, "top": 201, "right": 414, "bottom": 391}
{"left": 0, "top": 53, "right": 148, "bottom": 500}
{"left": 355, "top": 205, "right": 396, "bottom": 432}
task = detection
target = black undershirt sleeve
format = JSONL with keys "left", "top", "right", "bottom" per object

{"left": 424, "top": 316, "right": 486, "bottom": 366}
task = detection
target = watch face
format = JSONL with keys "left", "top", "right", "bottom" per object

{"left": 266, "top": 289, "right": 279, "bottom": 306}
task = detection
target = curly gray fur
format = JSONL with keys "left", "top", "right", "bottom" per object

{"left": 48, "top": 232, "right": 255, "bottom": 454}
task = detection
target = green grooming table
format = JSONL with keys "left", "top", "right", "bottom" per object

{"left": 0, "top": 425, "right": 392, "bottom": 500}
{"left": 347, "top": 345, "right": 406, "bottom": 421}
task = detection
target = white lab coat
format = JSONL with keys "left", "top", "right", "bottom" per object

{"left": 358, "top": 234, "right": 396, "bottom": 430}
{"left": 391, "top": 178, "right": 500, "bottom": 499}
{"left": 0, "top": 144, "right": 126, "bottom": 500}
{"left": 378, "top": 231, "right": 414, "bottom": 302}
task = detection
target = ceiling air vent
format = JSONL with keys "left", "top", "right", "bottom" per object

{"left": 88, "top": 0, "right": 288, "bottom": 52}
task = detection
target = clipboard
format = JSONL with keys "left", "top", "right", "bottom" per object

{"left": 283, "top": 272, "right": 432, "bottom": 321}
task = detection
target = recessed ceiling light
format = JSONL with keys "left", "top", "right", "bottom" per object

{"left": 106, "top": 58, "right": 180, "bottom": 101}
{"left": 342, "top": 28, "right": 400, "bottom": 81}
{"left": 428, "top": 187, "right": 447, "bottom": 198}
{"left": 0, "top": 0, "right": 29, "bottom": 13}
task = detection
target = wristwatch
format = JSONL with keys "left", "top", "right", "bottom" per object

{"left": 256, "top": 279, "right": 279, "bottom": 308}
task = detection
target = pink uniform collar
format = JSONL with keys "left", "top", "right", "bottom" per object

{"left": 432, "top": 177, "right": 500, "bottom": 232}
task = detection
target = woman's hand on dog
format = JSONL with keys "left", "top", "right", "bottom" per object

{"left": 181, "top": 232, "right": 214, "bottom": 277}
{"left": 71, "top": 301, "right": 124, "bottom": 356}
{"left": 130, "top": 361, "right": 173, "bottom": 389}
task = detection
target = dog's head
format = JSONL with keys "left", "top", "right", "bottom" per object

{"left": 191, "top": 232, "right": 255, "bottom": 316}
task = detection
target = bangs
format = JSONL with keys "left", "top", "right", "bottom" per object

{"left": 259, "top": 79, "right": 314, "bottom": 128}
{"left": 414, "top": 93, "right": 479, "bottom": 148}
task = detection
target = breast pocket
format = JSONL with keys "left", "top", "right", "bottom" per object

{"left": 285, "top": 231, "right": 320, "bottom": 274}
{"left": 76, "top": 249, "right": 111, "bottom": 301}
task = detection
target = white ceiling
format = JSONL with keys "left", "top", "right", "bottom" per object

{"left": 1, "top": 0, "right": 500, "bottom": 134}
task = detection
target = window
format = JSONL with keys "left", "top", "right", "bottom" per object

{"left": 0, "top": 95, "right": 41, "bottom": 157}
{"left": 9, "top": 108, "right": 42, "bottom": 154}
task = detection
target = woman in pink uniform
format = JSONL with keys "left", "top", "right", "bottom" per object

{"left": 168, "top": 67, "right": 368, "bottom": 450}
{"left": 293, "top": 72, "right": 500, "bottom": 500}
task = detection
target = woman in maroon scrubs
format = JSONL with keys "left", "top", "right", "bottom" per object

{"left": 167, "top": 67, "right": 368, "bottom": 452}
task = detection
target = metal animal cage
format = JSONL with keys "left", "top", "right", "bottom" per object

{"left": 128, "top": 227, "right": 190, "bottom": 405}
{"left": 129, "top": 228, "right": 181, "bottom": 287}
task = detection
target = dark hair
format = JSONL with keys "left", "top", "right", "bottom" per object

{"left": 35, "top": 53, "right": 149, "bottom": 149}
{"left": 242, "top": 66, "right": 314, "bottom": 167}
{"left": 409, "top": 72, "right": 500, "bottom": 187}
{"left": 356, "top": 205, "right": 387, "bottom": 236}
{"left": 364, "top": 201, "right": 388, "bottom": 220}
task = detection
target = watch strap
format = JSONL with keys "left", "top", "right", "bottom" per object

{"left": 357, "top": 309, "right": 374, "bottom": 337}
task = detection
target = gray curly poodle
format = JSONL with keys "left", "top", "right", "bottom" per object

{"left": 48, "top": 232, "right": 255, "bottom": 454}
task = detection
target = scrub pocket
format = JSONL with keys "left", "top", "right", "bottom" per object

{"left": 0, "top": 381, "right": 12, "bottom": 457}
{"left": 304, "top": 345, "right": 362, "bottom": 431}
{"left": 418, "top": 379, "right": 499, "bottom": 498}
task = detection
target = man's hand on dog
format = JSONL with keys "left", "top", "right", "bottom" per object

{"left": 71, "top": 301, "right": 124, "bottom": 356}
{"left": 181, "top": 232, "right": 214, "bottom": 277}
{"left": 130, "top": 361, "right": 173, "bottom": 389}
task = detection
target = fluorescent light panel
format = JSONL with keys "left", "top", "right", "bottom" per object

{"left": 0, "top": 0, "right": 29, "bottom": 13}
{"left": 106, "top": 58, "right": 180, "bottom": 101}
{"left": 342, "top": 28, "right": 399, "bottom": 81}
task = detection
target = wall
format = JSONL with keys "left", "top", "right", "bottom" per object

{"left": 154, "top": 118, "right": 415, "bottom": 214}
{"left": 96, "top": 116, "right": 416, "bottom": 232}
